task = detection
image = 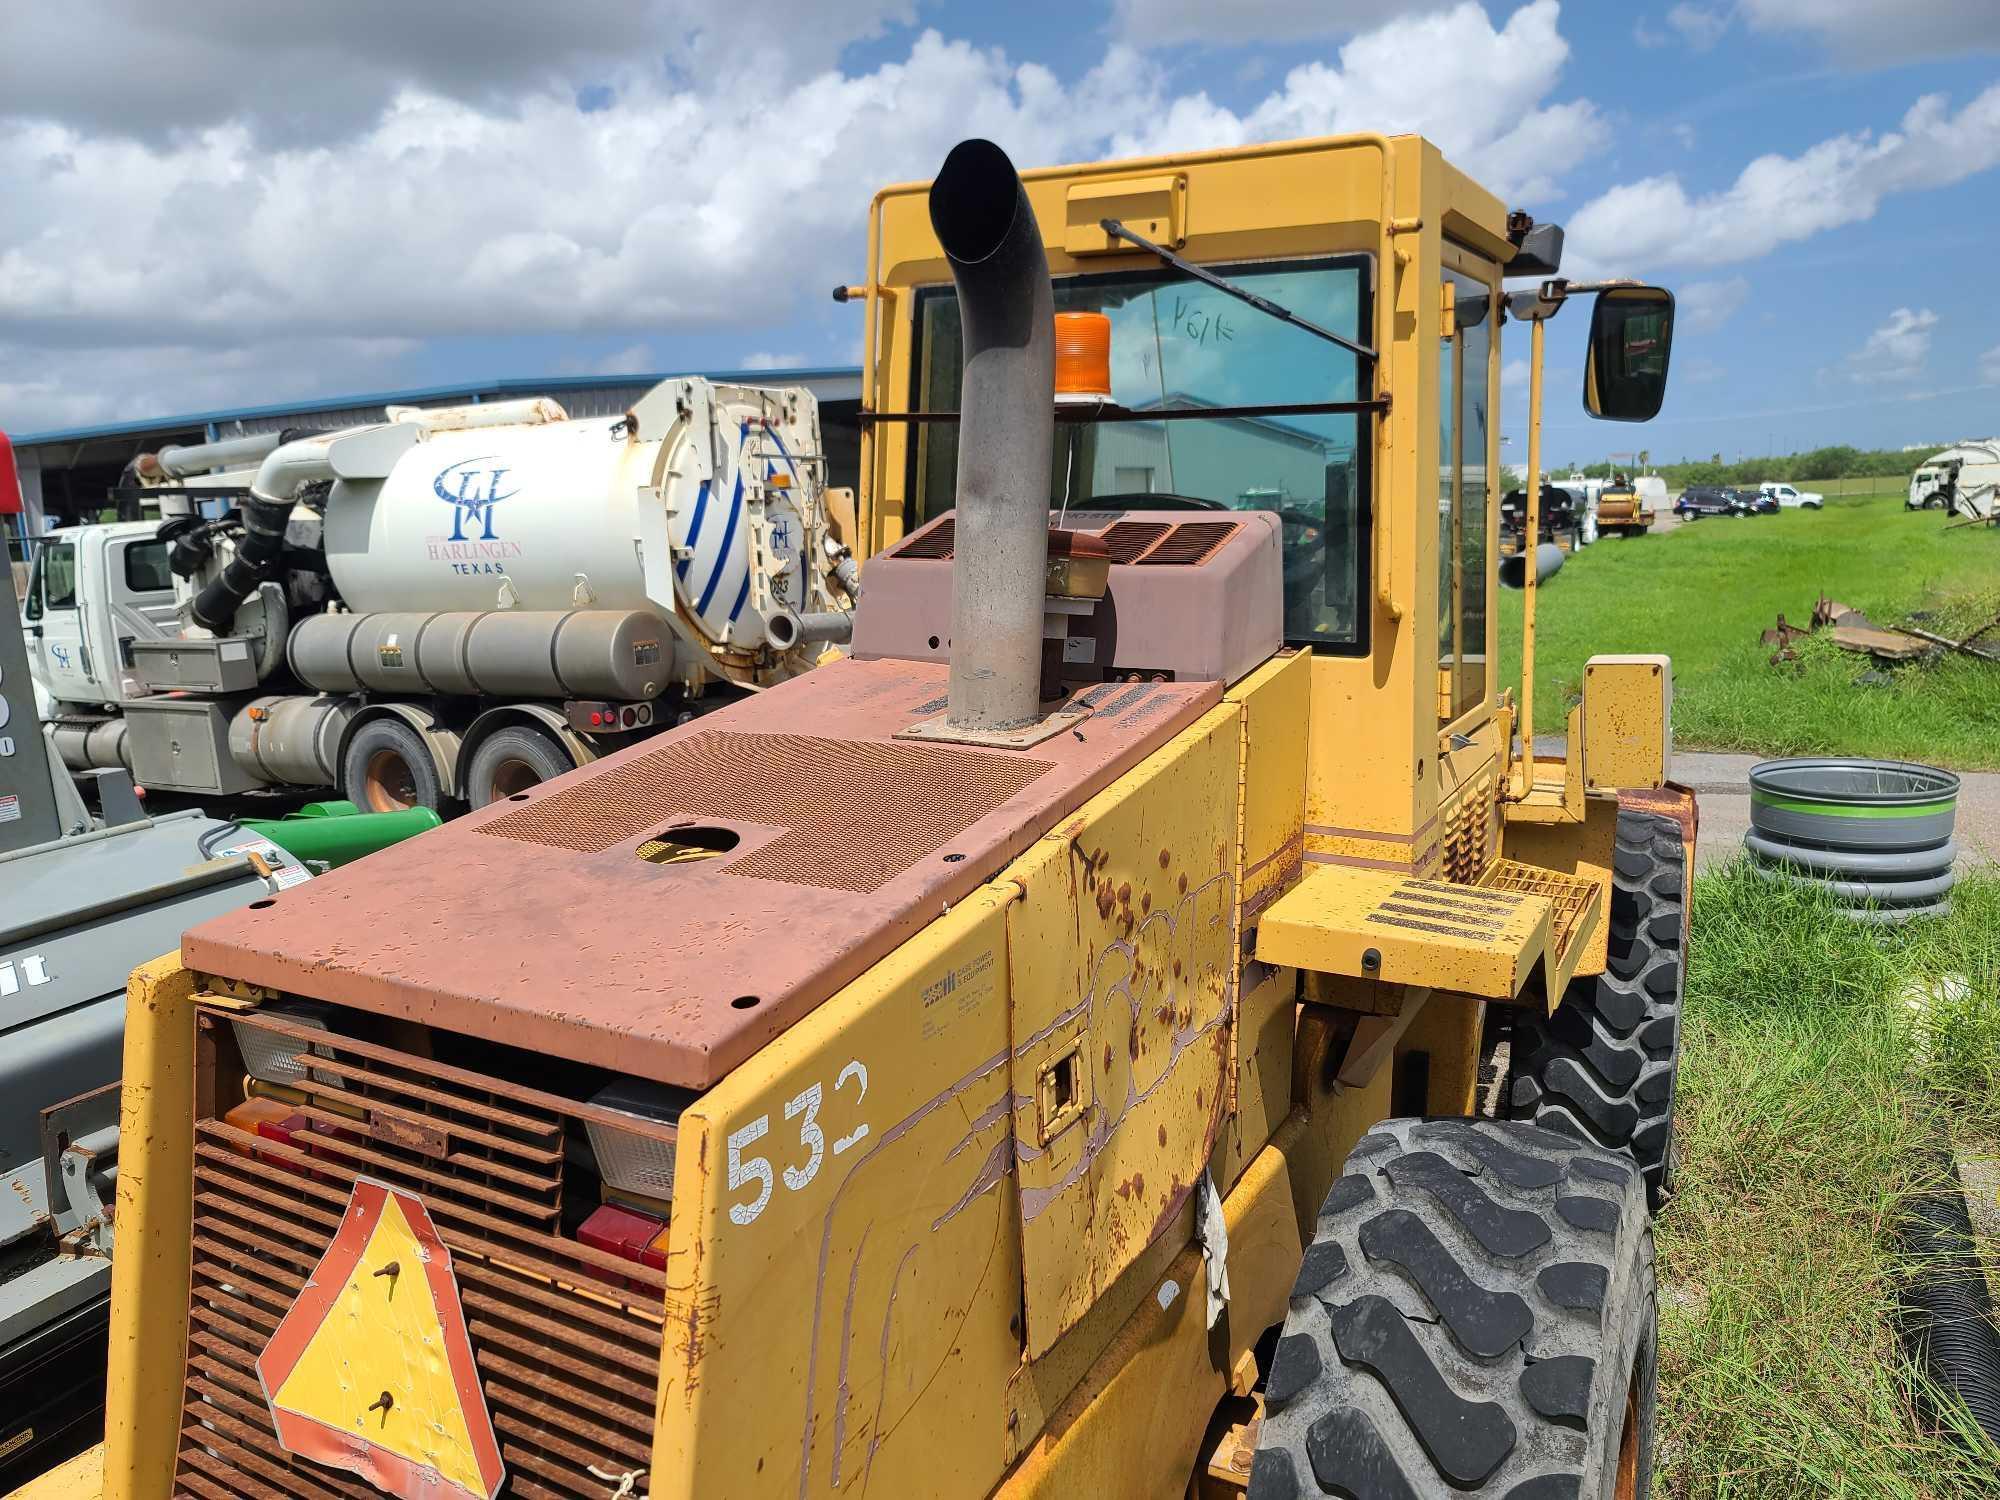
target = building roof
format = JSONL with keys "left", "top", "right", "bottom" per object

{"left": 11, "top": 367, "right": 864, "bottom": 456}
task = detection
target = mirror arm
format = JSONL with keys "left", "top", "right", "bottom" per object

{"left": 1546, "top": 277, "right": 1646, "bottom": 297}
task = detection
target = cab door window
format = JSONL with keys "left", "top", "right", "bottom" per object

{"left": 1438, "top": 271, "right": 1493, "bottom": 722}
{"left": 26, "top": 540, "right": 77, "bottom": 621}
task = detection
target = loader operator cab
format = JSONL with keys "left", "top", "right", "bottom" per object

{"left": 908, "top": 256, "right": 1372, "bottom": 645}
{"left": 868, "top": 146, "right": 1672, "bottom": 776}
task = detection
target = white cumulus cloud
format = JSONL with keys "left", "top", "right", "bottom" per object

{"left": 1740, "top": 0, "right": 2000, "bottom": 63}
{"left": 1107, "top": 1, "right": 1601, "bottom": 201}
{"left": 1667, "top": 4, "right": 1730, "bottom": 50}
{"left": 1111, "top": 0, "right": 1456, "bottom": 45}
{"left": 1840, "top": 306, "right": 1937, "bottom": 383}
{"left": 1566, "top": 82, "right": 2000, "bottom": 273}
{"left": 1678, "top": 276, "right": 1749, "bottom": 333}
{"left": 0, "top": 2, "right": 1612, "bottom": 431}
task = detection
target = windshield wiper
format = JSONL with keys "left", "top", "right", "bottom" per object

{"left": 1099, "top": 219, "right": 1378, "bottom": 364}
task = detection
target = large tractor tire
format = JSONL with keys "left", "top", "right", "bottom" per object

{"left": 1250, "top": 1119, "right": 1657, "bottom": 1499}
{"left": 1509, "top": 808, "right": 1686, "bottom": 1210}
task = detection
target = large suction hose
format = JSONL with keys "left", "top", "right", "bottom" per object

{"left": 1499, "top": 542, "right": 1564, "bottom": 589}
{"left": 189, "top": 437, "right": 334, "bottom": 632}
{"left": 930, "top": 139, "right": 1055, "bottom": 732}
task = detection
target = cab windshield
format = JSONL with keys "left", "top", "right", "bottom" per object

{"left": 909, "top": 255, "right": 1372, "bottom": 649}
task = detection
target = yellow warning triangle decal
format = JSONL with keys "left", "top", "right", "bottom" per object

{"left": 258, "top": 1179, "right": 504, "bottom": 1500}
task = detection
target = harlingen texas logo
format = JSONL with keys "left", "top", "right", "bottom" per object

{"left": 428, "top": 455, "right": 523, "bottom": 574}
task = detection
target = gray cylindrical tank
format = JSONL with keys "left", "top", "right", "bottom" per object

{"left": 50, "top": 718, "right": 131, "bottom": 774}
{"left": 289, "top": 610, "right": 671, "bottom": 703}
{"left": 227, "top": 695, "right": 357, "bottom": 787}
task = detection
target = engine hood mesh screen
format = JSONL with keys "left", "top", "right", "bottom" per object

{"left": 1137, "top": 520, "right": 1238, "bottom": 566}
{"left": 478, "top": 730, "right": 1053, "bottom": 893}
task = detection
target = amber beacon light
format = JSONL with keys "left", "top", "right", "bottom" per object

{"left": 1053, "top": 311, "right": 1113, "bottom": 403}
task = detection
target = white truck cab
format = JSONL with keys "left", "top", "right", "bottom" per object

{"left": 1908, "top": 442, "right": 2000, "bottom": 514}
{"left": 1759, "top": 482, "right": 1822, "bottom": 509}
{"left": 21, "top": 523, "right": 179, "bottom": 710}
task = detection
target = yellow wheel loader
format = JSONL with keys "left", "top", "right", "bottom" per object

{"left": 41, "top": 131, "right": 1686, "bottom": 1500}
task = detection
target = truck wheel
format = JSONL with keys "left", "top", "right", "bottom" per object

{"left": 1250, "top": 1119, "right": 1656, "bottom": 1499}
{"left": 1508, "top": 808, "right": 1686, "bottom": 1211}
{"left": 342, "top": 719, "right": 445, "bottom": 814}
{"left": 465, "top": 725, "right": 573, "bottom": 808}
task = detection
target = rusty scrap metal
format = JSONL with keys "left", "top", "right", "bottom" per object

{"left": 1829, "top": 616, "right": 1930, "bottom": 661}
{"left": 1758, "top": 594, "right": 1998, "bottom": 668}
{"left": 1900, "top": 621, "right": 2000, "bottom": 664}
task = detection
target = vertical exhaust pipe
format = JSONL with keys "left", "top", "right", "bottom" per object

{"left": 930, "top": 139, "right": 1055, "bottom": 732}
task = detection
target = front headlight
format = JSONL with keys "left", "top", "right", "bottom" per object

{"left": 584, "top": 1078, "right": 685, "bottom": 1203}
{"left": 230, "top": 1000, "right": 336, "bottom": 1087}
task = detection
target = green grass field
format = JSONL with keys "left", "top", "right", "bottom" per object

{"left": 1497, "top": 492, "right": 2000, "bottom": 768}
{"left": 1658, "top": 867, "right": 2000, "bottom": 1495}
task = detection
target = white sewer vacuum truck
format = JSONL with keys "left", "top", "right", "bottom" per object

{"left": 27, "top": 378, "right": 858, "bottom": 812}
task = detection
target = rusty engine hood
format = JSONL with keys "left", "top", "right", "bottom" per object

{"left": 183, "top": 657, "right": 1218, "bottom": 1088}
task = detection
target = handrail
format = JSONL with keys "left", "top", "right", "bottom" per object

{"left": 1356, "top": 133, "right": 1410, "bottom": 624}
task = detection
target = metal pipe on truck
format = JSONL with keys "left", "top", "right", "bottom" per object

{"left": 148, "top": 431, "right": 285, "bottom": 479}
{"left": 766, "top": 609, "right": 855, "bottom": 650}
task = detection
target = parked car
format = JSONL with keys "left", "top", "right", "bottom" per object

{"left": 1739, "top": 486, "right": 1780, "bottom": 515}
{"left": 1760, "top": 481, "right": 1824, "bottom": 509}
{"left": 1673, "top": 485, "right": 1748, "bottom": 519}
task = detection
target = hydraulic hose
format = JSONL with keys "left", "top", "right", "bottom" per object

{"left": 189, "top": 437, "right": 333, "bottom": 632}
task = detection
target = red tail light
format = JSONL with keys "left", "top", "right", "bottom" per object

{"left": 578, "top": 1202, "right": 669, "bottom": 1272}
{"left": 223, "top": 1098, "right": 312, "bottom": 1175}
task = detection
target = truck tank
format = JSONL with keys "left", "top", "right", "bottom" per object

{"left": 317, "top": 380, "right": 841, "bottom": 677}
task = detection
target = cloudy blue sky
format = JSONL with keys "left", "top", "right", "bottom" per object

{"left": 2, "top": 1, "right": 1996, "bottom": 464}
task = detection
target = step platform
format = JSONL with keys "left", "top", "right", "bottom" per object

{"left": 1254, "top": 859, "right": 1601, "bottom": 1008}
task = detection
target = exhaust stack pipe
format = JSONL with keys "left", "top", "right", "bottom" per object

{"left": 930, "top": 139, "right": 1055, "bottom": 733}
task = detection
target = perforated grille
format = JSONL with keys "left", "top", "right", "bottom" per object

{"left": 895, "top": 518, "right": 955, "bottom": 559}
{"left": 1097, "top": 520, "right": 1171, "bottom": 563}
{"left": 175, "top": 1008, "right": 666, "bottom": 1499}
{"left": 1442, "top": 770, "right": 1499, "bottom": 884}
{"left": 479, "top": 731, "right": 1053, "bottom": 893}
{"left": 1138, "top": 521, "right": 1238, "bottom": 566}
{"left": 1481, "top": 860, "right": 1596, "bottom": 961}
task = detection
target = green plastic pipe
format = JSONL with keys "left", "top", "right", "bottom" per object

{"left": 238, "top": 804, "right": 440, "bottom": 869}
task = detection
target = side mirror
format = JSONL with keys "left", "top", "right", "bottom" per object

{"left": 1584, "top": 286, "right": 1674, "bottom": 422}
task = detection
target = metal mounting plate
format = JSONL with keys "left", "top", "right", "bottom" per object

{"left": 895, "top": 704, "right": 1092, "bottom": 750}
